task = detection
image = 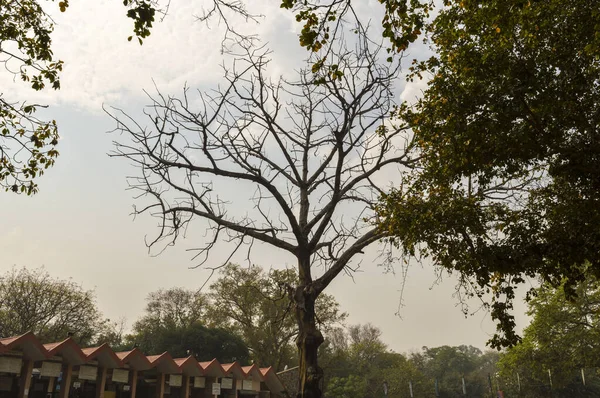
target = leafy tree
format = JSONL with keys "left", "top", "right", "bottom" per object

{"left": 127, "top": 287, "right": 208, "bottom": 354}
{"left": 138, "top": 321, "right": 249, "bottom": 362}
{"left": 127, "top": 286, "right": 248, "bottom": 361}
{"left": 325, "top": 375, "right": 367, "bottom": 398}
{"left": 207, "top": 263, "right": 346, "bottom": 371}
{"left": 94, "top": 317, "right": 129, "bottom": 351}
{"left": 322, "top": 324, "right": 430, "bottom": 398}
{"left": 0, "top": 0, "right": 160, "bottom": 194}
{"left": 498, "top": 276, "right": 600, "bottom": 397}
{"left": 379, "top": 0, "right": 600, "bottom": 348}
{"left": 0, "top": 267, "right": 109, "bottom": 345}
{"left": 136, "top": 287, "right": 208, "bottom": 329}
{"left": 412, "top": 345, "right": 495, "bottom": 398}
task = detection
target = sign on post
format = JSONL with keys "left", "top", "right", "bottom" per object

{"left": 211, "top": 383, "right": 221, "bottom": 395}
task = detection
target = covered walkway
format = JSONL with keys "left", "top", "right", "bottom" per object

{"left": 0, "top": 333, "right": 285, "bottom": 398}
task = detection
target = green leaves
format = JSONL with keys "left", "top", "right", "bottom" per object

{"left": 281, "top": 0, "right": 431, "bottom": 75}
{"left": 0, "top": 0, "right": 158, "bottom": 195}
{"left": 0, "top": 267, "right": 105, "bottom": 345}
{"left": 379, "top": 0, "right": 600, "bottom": 348}
{"left": 124, "top": 0, "right": 156, "bottom": 44}
{"left": 0, "top": 98, "right": 59, "bottom": 195}
{"left": 498, "top": 276, "right": 600, "bottom": 396}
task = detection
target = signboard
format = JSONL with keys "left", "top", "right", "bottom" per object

{"left": 112, "top": 369, "right": 129, "bottom": 383}
{"left": 221, "top": 378, "right": 233, "bottom": 389}
{"left": 40, "top": 362, "right": 62, "bottom": 377}
{"left": 242, "top": 380, "right": 253, "bottom": 391}
{"left": 193, "top": 377, "right": 205, "bottom": 388}
{"left": 0, "top": 357, "right": 22, "bottom": 374}
{"left": 123, "top": 385, "right": 131, "bottom": 392}
{"left": 169, "top": 375, "right": 182, "bottom": 387}
{"left": 78, "top": 366, "right": 97, "bottom": 381}
{"left": 72, "top": 382, "right": 81, "bottom": 389}
{"left": 211, "top": 383, "right": 221, "bottom": 395}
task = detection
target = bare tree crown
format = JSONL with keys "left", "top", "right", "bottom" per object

{"left": 110, "top": 31, "right": 415, "bottom": 293}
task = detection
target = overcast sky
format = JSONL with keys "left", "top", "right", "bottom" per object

{"left": 0, "top": 0, "right": 529, "bottom": 354}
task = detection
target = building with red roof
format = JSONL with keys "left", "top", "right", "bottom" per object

{"left": 0, "top": 332, "right": 286, "bottom": 398}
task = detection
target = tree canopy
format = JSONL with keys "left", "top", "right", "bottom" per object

{"left": 208, "top": 264, "right": 346, "bottom": 371}
{"left": 127, "top": 265, "right": 345, "bottom": 370}
{"left": 379, "top": 0, "right": 600, "bottom": 348}
{"left": 0, "top": 0, "right": 157, "bottom": 194}
{"left": 320, "top": 323, "right": 498, "bottom": 398}
{"left": 498, "top": 275, "right": 600, "bottom": 397}
{"left": 0, "top": 267, "right": 113, "bottom": 345}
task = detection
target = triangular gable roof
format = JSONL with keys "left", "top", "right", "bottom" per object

{"left": 260, "top": 367, "right": 286, "bottom": 394}
{"left": 242, "top": 364, "right": 264, "bottom": 381}
{"left": 116, "top": 348, "right": 152, "bottom": 371}
{"left": 174, "top": 356, "right": 203, "bottom": 376}
{"left": 43, "top": 337, "right": 87, "bottom": 365}
{"left": 81, "top": 344, "right": 123, "bottom": 368}
{"left": 147, "top": 352, "right": 180, "bottom": 374}
{"left": 1, "top": 332, "right": 48, "bottom": 361}
{"left": 199, "top": 359, "right": 225, "bottom": 377}
{"left": 221, "top": 362, "right": 245, "bottom": 378}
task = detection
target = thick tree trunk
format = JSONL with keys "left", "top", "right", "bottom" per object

{"left": 294, "top": 285, "right": 324, "bottom": 398}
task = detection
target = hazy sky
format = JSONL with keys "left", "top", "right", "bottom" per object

{"left": 0, "top": 0, "right": 529, "bottom": 354}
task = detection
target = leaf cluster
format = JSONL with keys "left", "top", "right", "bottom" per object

{"left": 379, "top": 0, "right": 600, "bottom": 348}
{"left": 0, "top": 267, "right": 110, "bottom": 345}
{"left": 0, "top": 0, "right": 159, "bottom": 194}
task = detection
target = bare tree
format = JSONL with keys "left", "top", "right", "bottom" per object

{"left": 109, "top": 27, "right": 416, "bottom": 397}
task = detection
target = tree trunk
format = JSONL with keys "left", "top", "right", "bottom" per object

{"left": 294, "top": 284, "right": 324, "bottom": 398}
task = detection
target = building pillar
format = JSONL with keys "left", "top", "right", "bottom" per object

{"left": 129, "top": 370, "right": 138, "bottom": 398}
{"left": 47, "top": 377, "right": 55, "bottom": 395}
{"left": 155, "top": 373, "right": 165, "bottom": 398}
{"left": 201, "top": 377, "right": 218, "bottom": 398}
{"left": 18, "top": 359, "right": 34, "bottom": 398}
{"left": 58, "top": 365, "right": 73, "bottom": 398}
{"left": 95, "top": 367, "right": 107, "bottom": 398}
{"left": 180, "top": 375, "right": 190, "bottom": 398}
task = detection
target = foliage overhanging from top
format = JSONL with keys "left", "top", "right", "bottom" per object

{"left": 378, "top": 0, "right": 600, "bottom": 348}
{"left": 0, "top": 0, "right": 157, "bottom": 194}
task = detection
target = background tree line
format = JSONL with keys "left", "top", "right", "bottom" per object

{"left": 320, "top": 323, "right": 499, "bottom": 398}
{"left": 0, "top": 265, "right": 345, "bottom": 369}
{"left": 7, "top": 266, "right": 600, "bottom": 397}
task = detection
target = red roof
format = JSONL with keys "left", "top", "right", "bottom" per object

{"left": 173, "top": 356, "right": 203, "bottom": 376}
{"left": 44, "top": 338, "right": 88, "bottom": 365}
{"left": 147, "top": 352, "right": 179, "bottom": 374}
{"left": 115, "top": 348, "right": 152, "bottom": 370}
{"left": 199, "top": 358, "right": 225, "bottom": 377}
{"left": 81, "top": 344, "right": 123, "bottom": 368}
{"left": 0, "top": 331, "right": 284, "bottom": 394}
{"left": 242, "top": 364, "right": 264, "bottom": 381}
{"left": 261, "top": 367, "right": 286, "bottom": 393}
{"left": 1, "top": 332, "right": 48, "bottom": 361}
{"left": 221, "top": 362, "right": 245, "bottom": 378}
